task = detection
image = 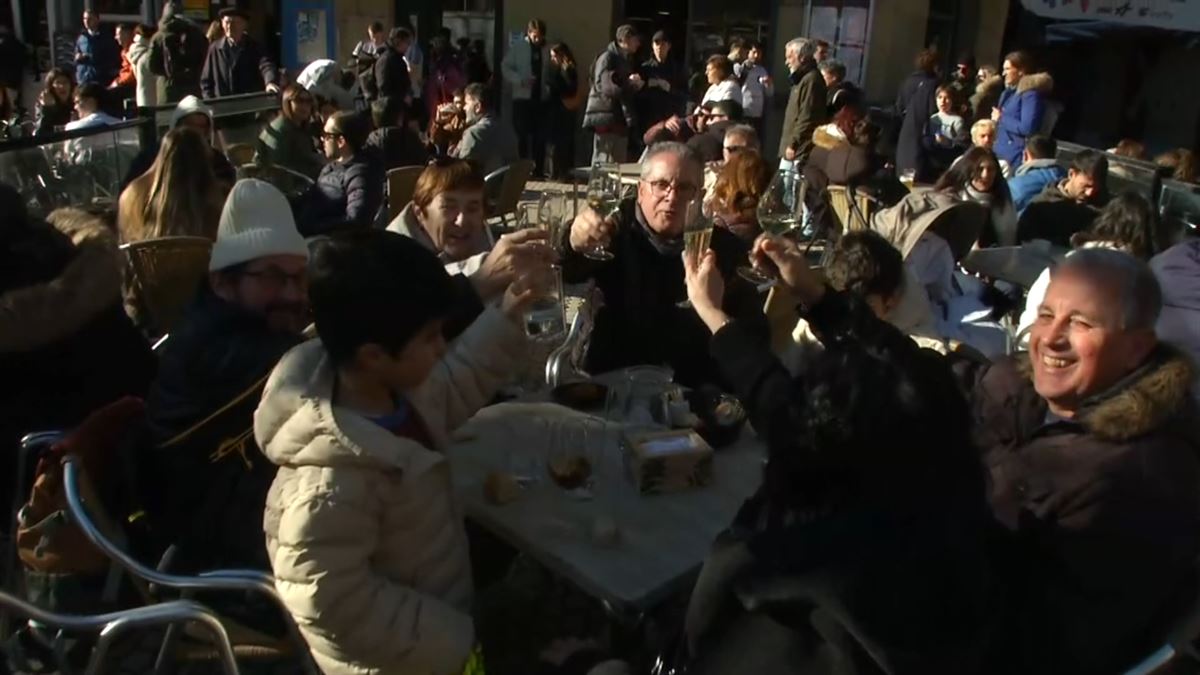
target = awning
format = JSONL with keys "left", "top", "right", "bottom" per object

{"left": 1019, "top": 0, "right": 1200, "bottom": 33}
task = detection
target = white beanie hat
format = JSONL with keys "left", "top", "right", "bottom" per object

{"left": 209, "top": 179, "right": 309, "bottom": 271}
{"left": 171, "top": 95, "right": 215, "bottom": 143}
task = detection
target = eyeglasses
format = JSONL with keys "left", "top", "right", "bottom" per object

{"left": 321, "top": 131, "right": 342, "bottom": 140}
{"left": 642, "top": 179, "right": 699, "bottom": 200}
{"left": 723, "top": 145, "right": 747, "bottom": 155}
{"left": 241, "top": 268, "right": 307, "bottom": 291}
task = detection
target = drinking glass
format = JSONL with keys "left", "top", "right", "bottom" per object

{"left": 519, "top": 191, "right": 566, "bottom": 252}
{"left": 522, "top": 263, "right": 567, "bottom": 343}
{"left": 583, "top": 162, "right": 620, "bottom": 261}
{"left": 900, "top": 168, "right": 917, "bottom": 189}
{"left": 546, "top": 419, "right": 594, "bottom": 491}
{"left": 678, "top": 197, "right": 714, "bottom": 309}
{"left": 738, "top": 168, "right": 803, "bottom": 286}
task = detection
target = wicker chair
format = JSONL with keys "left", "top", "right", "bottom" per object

{"left": 225, "top": 143, "right": 256, "bottom": 168}
{"left": 386, "top": 165, "right": 426, "bottom": 222}
{"left": 827, "top": 185, "right": 877, "bottom": 232}
{"left": 121, "top": 236, "right": 212, "bottom": 335}
{"left": 485, "top": 159, "right": 535, "bottom": 228}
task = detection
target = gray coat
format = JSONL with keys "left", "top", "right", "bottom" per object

{"left": 452, "top": 114, "right": 519, "bottom": 175}
{"left": 582, "top": 42, "right": 637, "bottom": 132}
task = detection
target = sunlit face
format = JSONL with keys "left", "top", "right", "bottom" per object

{"left": 453, "top": 93, "right": 466, "bottom": 109}
{"left": 1065, "top": 169, "right": 1100, "bottom": 203}
{"left": 416, "top": 189, "right": 487, "bottom": 262}
{"left": 748, "top": 46, "right": 762, "bottom": 64}
{"left": 288, "top": 92, "right": 314, "bottom": 122}
{"left": 464, "top": 94, "right": 483, "bottom": 124}
{"left": 527, "top": 27, "right": 545, "bottom": 46}
{"left": 73, "top": 94, "right": 89, "bottom": 117}
{"left": 821, "top": 69, "right": 837, "bottom": 87}
{"left": 706, "top": 63, "right": 720, "bottom": 85}
{"left": 210, "top": 255, "right": 310, "bottom": 335}
{"left": 652, "top": 39, "right": 669, "bottom": 62}
{"left": 83, "top": 11, "right": 99, "bottom": 32}
{"left": 973, "top": 126, "right": 995, "bottom": 149}
{"left": 785, "top": 46, "right": 801, "bottom": 72}
{"left": 723, "top": 133, "right": 753, "bottom": 162}
{"left": 729, "top": 45, "right": 746, "bottom": 61}
{"left": 637, "top": 154, "right": 701, "bottom": 237}
{"left": 972, "top": 160, "right": 997, "bottom": 192}
{"left": 814, "top": 44, "right": 829, "bottom": 63}
{"left": 368, "top": 28, "right": 384, "bottom": 44}
{"left": 222, "top": 15, "right": 247, "bottom": 42}
{"left": 116, "top": 26, "right": 132, "bottom": 46}
{"left": 1029, "top": 269, "right": 1155, "bottom": 417}
{"left": 936, "top": 90, "right": 953, "bottom": 114}
{"left": 956, "top": 63, "right": 972, "bottom": 80}
{"left": 1002, "top": 59, "right": 1021, "bottom": 87}
{"left": 321, "top": 118, "right": 344, "bottom": 159}
{"left": 51, "top": 75, "right": 72, "bottom": 102}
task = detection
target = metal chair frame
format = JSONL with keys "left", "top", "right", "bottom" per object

{"left": 0, "top": 590, "right": 238, "bottom": 675}
{"left": 485, "top": 160, "right": 535, "bottom": 229}
{"left": 59, "top": 455, "right": 318, "bottom": 674}
{"left": 386, "top": 165, "right": 426, "bottom": 222}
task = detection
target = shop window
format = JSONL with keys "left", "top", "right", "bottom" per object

{"left": 806, "top": 0, "right": 872, "bottom": 84}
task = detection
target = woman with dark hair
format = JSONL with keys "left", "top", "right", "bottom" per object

{"left": 255, "top": 83, "right": 324, "bottom": 178}
{"left": 678, "top": 234, "right": 991, "bottom": 674}
{"left": 1155, "top": 148, "right": 1197, "bottom": 184}
{"left": 992, "top": 50, "right": 1053, "bottom": 169}
{"left": 34, "top": 67, "right": 76, "bottom": 136}
{"left": 546, "top": 42, "right": 579, "bottom": 180}
{"left": 934, "top": 145, "right": 1016, "bottom": 247}
{"left": 1017, "top": 191, "right": 1160, "bottom": 340}
{"left": 894, "top": 47, "right": 940, "bottom": 181}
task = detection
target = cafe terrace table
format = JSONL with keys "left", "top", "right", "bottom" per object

{"left": 447, "top": 391, "right": 765, "bottom": 615}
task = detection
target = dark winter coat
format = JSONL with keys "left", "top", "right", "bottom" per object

{"left": 144, "top": 286, "right": 300, "bottom": 571}
{"left": 75, "top": 29, "right": 120, "bottom": 86}
{"left": 559, "top": 197, "right": 762, "bottom": 388}
{"left": 994, "top": 73, "right": 1053, "bottom": 168}
{"left": 1016, "top": 179, "right": 1102, "bottom": 248}
{"left": 582, "top": 42, "right": 637, "bottom": 132}
{"left": 638, "top": 56, "right": 688, "bottom": 130}
{"left": 295, "top": 152, "right": 385, "bottom": 237}
{"left": 966, "top": 349, "right": 1200, "bottom": 674}
{"left": 970, "top": 75, "right": 1004, "bottom": 122}
{"left": 33, "top": 98, "right": 73, "bottom": 136}
{"left": 0, "top": 209, "right": 155, "bottom": 519}
{"left": 256, "top": 115, "right": 324, "bottom": 179}
{"left": 0, "top": 32, "right": 29, "bottom": 90}
{"left": 364, "top": 125, "right": 429, "bottom": 172}
{"left": 148, "top": 15, "right": 209, "bottom": 102}
{"left": 373, "top": 47, "right": 412, "bottom": 103}
{"left": 199, "top": 35, "right": 278, "bottom": 99}
{"left": 826, "top": 80, "right": 861, "bottom": 118}
{"left": 682, "top": 290, "right": 992, "bottom": 675}
{"left": 894, "top": 70, "right": 939, "bottom": 180}
{"left": 778, "top": 64, "right": 827, "bottom": 164}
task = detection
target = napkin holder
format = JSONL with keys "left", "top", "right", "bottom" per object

{"left": 621, "top": 429, "right": 714, "bottom": 495}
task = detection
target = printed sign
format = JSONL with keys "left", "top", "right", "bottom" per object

{"left": 1020, "top": 0, "right": 1200, "bottom": 32}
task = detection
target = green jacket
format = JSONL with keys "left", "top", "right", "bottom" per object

{"left": 255, "top": 116, "right": 324, "bottom": 179}
{"left": 778, "top": 64, "right": 827, "bottom": 164}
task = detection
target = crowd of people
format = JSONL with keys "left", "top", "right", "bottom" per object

{"left": 4, "top": 7, "right": 1200, "bottom": 675}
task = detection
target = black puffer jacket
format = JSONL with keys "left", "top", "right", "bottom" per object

{"left": 295, "top": 152, "right": 385, "bottom": 237}
{"left": 143, "top": 287, "right": 300, "bottom": 571}
{"left": 582, "top": 42, "right": 637, "bottom": 132}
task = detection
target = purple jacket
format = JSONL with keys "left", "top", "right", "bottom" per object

{"left": 1151, "top": 239, "right": 1200, "bottom": 398}
{"left": 994, "top": 72, "right": 1053, "bottom": 168}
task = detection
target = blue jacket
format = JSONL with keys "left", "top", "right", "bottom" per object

{"left": 75, "top": 29, "right": 120, "bottom": 86}
{"left": 1007, "top": 158, "right": 1065, "bottom": 216}
{"left": 994, "top": 72, "right": 1053, "bottom": 168}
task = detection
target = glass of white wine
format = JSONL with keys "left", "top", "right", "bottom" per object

{"left": 583, "top": 162, "right": 621, "bottom": 261}
{"left": 737, "top": 168, "right": 803, "bottom": 286}
{"left": 678, "top": 197, "right": 714, "bottom": 309}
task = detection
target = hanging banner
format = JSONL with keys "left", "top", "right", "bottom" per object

{"left": 1019, "top": 0, "right": 1200, "bottom": 32}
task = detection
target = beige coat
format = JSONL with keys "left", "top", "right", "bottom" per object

{"left": 257, "top": 307, "right": 526, "bottom": 675}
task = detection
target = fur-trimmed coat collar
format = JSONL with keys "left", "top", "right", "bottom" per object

{"left": 1014, "top": 344, "right": 1196, "bottom": 442}
{"left": 1016, "top": 71, "right": 1054, "bottom": 96}
{"left": 0, "top": 215, "right": 122, "bottom": 353}
{"left": 812, "top": 124, "right": 847, "bottom": 151}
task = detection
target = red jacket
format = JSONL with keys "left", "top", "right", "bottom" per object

{"left": 112, "top": 45, "right": 135, "bottom": 88}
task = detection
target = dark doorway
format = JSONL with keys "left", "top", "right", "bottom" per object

{"left": 618, "top": 0, "right": 688, "bottom": 64}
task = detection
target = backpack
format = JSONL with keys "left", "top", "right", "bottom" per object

{"left": 161, "top": 21, "right": 206, "bottom": 83}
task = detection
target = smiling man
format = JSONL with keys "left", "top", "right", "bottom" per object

{"left": 970, "top": 248, "right": 1200, "bottom": 673}
{"left": 561, "top": 142, "right": 761, "bottom": 386}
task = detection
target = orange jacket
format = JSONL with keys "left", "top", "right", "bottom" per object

{"left": 112, "top": 46, "right": 135, "bottom": 88}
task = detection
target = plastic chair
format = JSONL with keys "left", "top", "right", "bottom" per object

{"left": 225, "top": 143, "right": 256, "bottom": 168}
{"left": 386, "top": 165, "right": 425, "bottom": 222}
{"left": 121, "top": 236, "right": 212, "bottom": 335}
{"left": 0, "top": 589, "right": 239, "bottom": 675}
{"left": 827, "top": 185, "right": 877, "bottom": 232}
{"left": 485, "top": 159, "right": 535, "bottom": 228}
{"left": 59, "top": 454, "right": 319, "bottom": 674}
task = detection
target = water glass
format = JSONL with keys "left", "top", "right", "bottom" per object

{"left": 523, "top": 264, "right": 566, "bottom": 343}
{"left": 583, "top": 163, "right": 620, "bottom": 261}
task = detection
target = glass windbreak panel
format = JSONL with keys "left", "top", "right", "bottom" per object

{"left": 1159, "top": 179, "right": 1200, "bottom": 231}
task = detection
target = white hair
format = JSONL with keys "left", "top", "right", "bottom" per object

{"left": 641, "top": 142, "right": 702, "bottom": 179}
{"left": 785, "top": 37, "right": 815, "bottom": 60}
{"left": 1050, "top": 248, "right": 1162, "bottom": 331}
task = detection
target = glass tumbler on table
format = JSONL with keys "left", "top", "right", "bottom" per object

{"left": 523, "top": 263, "right": 567, "bottom": 342}
{"left": 546, "top": 419, "right": 594, "bottom": 491}
{"left": 583, "top": 163, "right": 621, "bottom": 261}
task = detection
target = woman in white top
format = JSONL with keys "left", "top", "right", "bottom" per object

{"left": 700, "top": 54, "right": 743, "bottom": 108}
{"left": 1017, "top": 192, "right": 1160, "bottom": 343}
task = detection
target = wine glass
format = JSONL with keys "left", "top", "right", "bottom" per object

{"left": 678, "top": 197, "right": 714, "bottom": 309}
{"left": 583, "top": 162, "right": 620, "bottom": 261}
{"left": 737, "top": 168, "right": 803, "bottom": 286}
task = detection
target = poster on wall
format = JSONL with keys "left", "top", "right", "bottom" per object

{"left": 1019, "top": 0, "right": 1200, "bottom": 32}
{"left": 297, "top": 10, "right": 328, "bottom": 65}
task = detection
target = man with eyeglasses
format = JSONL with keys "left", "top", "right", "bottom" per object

{"left": 561, "top": 142, "right": 761, "bottom": 386}
{"left": 144, "top": 179, "right": 311, "bottom": 573}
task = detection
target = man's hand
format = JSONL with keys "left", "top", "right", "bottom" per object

{"left": 471, "top": 229, "right": 553, "bottom": 301}
{"left": 751, "top": 235, "right": 825, "bottom": 306}
{"left": 665, "top": 116, "right": 683, "bottom": 134}
{"left": 265, "top": 83, "right": 281, "bottom": 95}
{"left": 684, "top": 249, "right": 730, "bottom": 334}
{"left": 568, "top": 207, "right": 615, "bottom": 254}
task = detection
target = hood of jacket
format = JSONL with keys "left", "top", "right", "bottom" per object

{"left": 872, "top": 190, "right": 984, "bottom": 261}
{"left": 1014, "top": 158, "right": 1061, "bottom": 176}
{"left": 1016, "top": 72, "right": 1054, "bottom": 96}
{"left": 813, "top": 124, "right": 848, "bottom": 151}
{"left": 128, "top": 35, "right": 151, "bottom": 63}
{"left": 1017, "top": 344, "right": 1196, "bottom": 443}
{"left": 254, "top": 339, "right": 448, "bottom": 477}
{"left": 975, "top": 75, "right": 1003, "bottom": 99}
{"left": 0, "top": 212, "right": 121, "bottom": 352}
{"left": 1152, "top": 239, "right": 1200, "bottom": 312}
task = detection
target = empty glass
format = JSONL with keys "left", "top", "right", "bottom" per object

{"left": 583, "top": 163, "right": 620, "bottom": 261}
{"left": 523, "top": 264, "right": 566, "bottom": 343}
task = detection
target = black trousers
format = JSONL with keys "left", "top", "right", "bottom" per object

{"left": 514, "top": 98, "right": 547, "bottom": 175}
{"left": 548, "top": 104, "right": 576, "bottom": 180}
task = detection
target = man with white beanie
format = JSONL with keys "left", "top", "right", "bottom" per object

{"left": 143, "top": 178, "right": 310, "bottom": 573}
{"left": 121, "top": 94, "right": 236, "bottom": 191}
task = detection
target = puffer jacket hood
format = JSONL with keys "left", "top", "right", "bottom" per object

{"left": 975, "top": 75, "right": 1003, "bottom": 100}
{"left": 1153, "top": 239, "right": 1200, "bottom": 312}
{"left": 0, "top": 210, "right": 121, "bottom": 352}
